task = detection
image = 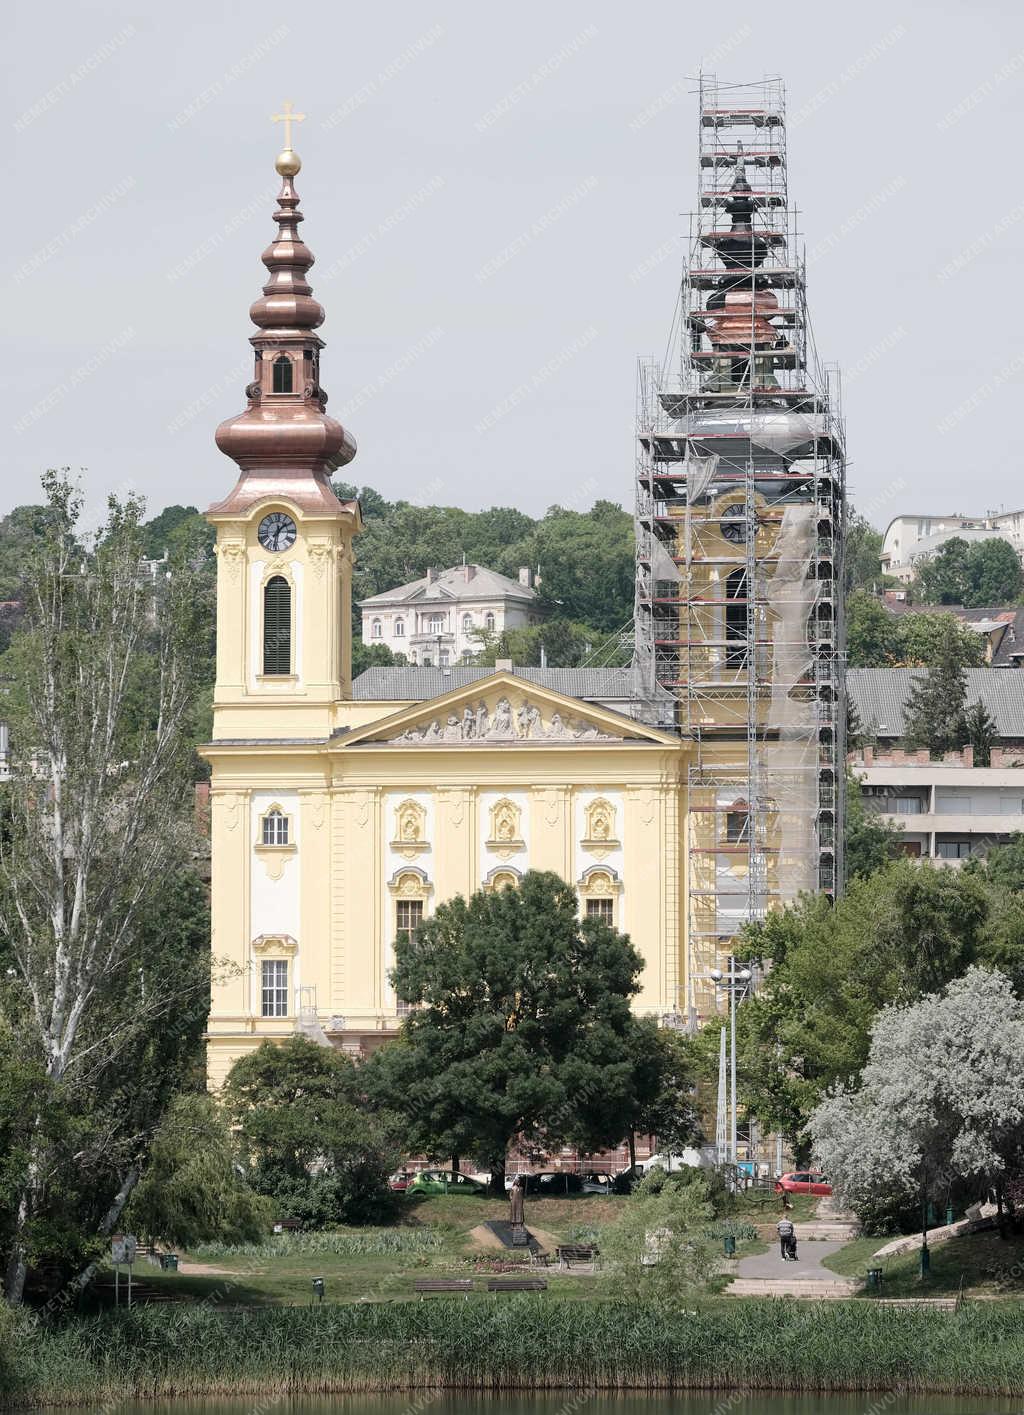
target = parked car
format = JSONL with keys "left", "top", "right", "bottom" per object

{"left": 388, "top": 1170, "right": 415, "bottom": 1193}
{"left": 774, "top": 1170, "right": 833, "bottom": 1196}
{"left": 406, "top": 1169, "right": 488, "bottom": 1196}
{"left": 580, "top": 1171, "right": 616, "bottom": 1194}
{"left": 523, "top": 1171, "right": 583, "bottom": 1195}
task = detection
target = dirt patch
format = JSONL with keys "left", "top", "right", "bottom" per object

{"left": 174, "top": 1260, "right": 265, "bottom": 1277}
{"left": 467, "top": 1223, "right": 560, "bottom": 1256}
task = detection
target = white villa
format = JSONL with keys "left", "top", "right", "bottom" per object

{"left": 359, "top": 563, "right": 543, "bottom": 664}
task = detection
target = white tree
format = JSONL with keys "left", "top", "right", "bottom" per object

{"left": 1, "top": 473, "right": 208, "bottom": 1303}
{"left": 810, "top": 967, "right": 1024, "bottom": 1226}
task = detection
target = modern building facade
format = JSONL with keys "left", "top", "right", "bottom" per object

{"left": 359, "top": 564, "right": 541, "bottom": 664}
{"left": 881, "top": 511, "right": 1024, "bottom": 581}
{"left": 848, "top": 666, "right": 1024, "bottom": 864}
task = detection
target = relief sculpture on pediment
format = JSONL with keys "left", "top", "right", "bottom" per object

{"left": 389, "top": 694, "right": 617, "bottom": 745}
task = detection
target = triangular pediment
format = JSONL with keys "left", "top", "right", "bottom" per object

{"left": 337, "top": 672, "right": 681, "bottom": 750}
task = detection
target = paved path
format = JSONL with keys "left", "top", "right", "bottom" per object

{"left": 737, "top": 1237, "right": 847, "bottom": 1282}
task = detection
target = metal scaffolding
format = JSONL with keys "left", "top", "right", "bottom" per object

{"left": 634, "top": 76, "right": 847, "bottom": 1025}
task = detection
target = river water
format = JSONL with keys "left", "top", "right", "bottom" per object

{"left": 97, "top": 1396, "right": 1019, "bottom": 1415}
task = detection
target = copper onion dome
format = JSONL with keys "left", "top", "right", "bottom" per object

{"left": 210, "top": 134, "right": 357, "bottom": 518}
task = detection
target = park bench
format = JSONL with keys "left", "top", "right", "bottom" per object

{"left": 486, "top": 1276, "right": 548, "bottom": 1292}
{"left": 413, "top": 1278, "right": 474, "bottom": 1299}
{"left": 556, "top": 1244, "right": 599, "bottom": 1270}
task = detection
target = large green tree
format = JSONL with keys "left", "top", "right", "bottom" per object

{"left": 844, "top": 513, "right": 884, "bottom": 593}
{"left": 127, "top": 1094, "right": 270, "bottom": 1248}
{"left": 716, "top": 860, "right": 1000, "bottom": 1151}
{"left": 223, "top": 1037, "right": 398, "bottom": 1228}
{"left": 915, "top": 535, "right": 1023, "bottom": 608}
{"left": 367, "top": 871, "right": 644, "bottom": 1192}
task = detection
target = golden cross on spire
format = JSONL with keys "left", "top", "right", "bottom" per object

{"left": 271, "top": 100, "right": 306, "bottom": 150}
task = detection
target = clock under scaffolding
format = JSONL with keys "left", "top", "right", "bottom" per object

{"left": 633, "top": 76, "right": 846, "bottom": 1024}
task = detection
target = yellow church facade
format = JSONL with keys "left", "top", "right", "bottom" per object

{"left": 200, "top": 135, "right": 744, "bottom": 1087}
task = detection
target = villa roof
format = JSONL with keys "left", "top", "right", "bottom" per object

{"left": 359, "top": 564, "right": 537, "bottom": 608}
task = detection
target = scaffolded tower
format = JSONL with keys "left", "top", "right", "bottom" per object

{"left": 635, "top": 77, "right": 846, "bottom": 1024}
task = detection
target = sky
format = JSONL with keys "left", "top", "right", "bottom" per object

{"left": 4, "top": 0, "right": 1024, "bottom": 531}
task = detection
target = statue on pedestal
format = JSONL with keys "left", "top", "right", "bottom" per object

{"left": 509, "top": 1174, "right": 527, "bottom": 1245}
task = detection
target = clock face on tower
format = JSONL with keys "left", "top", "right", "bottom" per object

{"left": 258, "top": 512, "right": 297, "bottom": 553}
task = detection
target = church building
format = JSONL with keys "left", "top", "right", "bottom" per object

{"left": 200, "top": 133, "right": 705, "bottom": 1086}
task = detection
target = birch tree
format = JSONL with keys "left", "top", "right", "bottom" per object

{"left": 1, "top": 472, "right": 209, "bottom": 1303}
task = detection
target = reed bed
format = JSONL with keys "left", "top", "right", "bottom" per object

{"left": 4, "top": 1298, "right": 1024, "bottom": 1406}
{"left": 194, "top": 1228, "right": 443, "bottom": 1261}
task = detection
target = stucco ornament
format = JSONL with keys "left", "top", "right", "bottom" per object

{"left": 582, "top": 797, "right": 620, "bottom": 859}
{"left": 392, "top": 798, "right": 429, "bottom": 858}
{"left": 389, "top": 695, "right": 617, "bottom": 745}
{"left": 486, "top": 797, "right": 525, "bottom": 860}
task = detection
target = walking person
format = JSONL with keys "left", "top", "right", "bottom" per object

{"left": 777, "top": 1216, "right": 795, "bottom": 1260}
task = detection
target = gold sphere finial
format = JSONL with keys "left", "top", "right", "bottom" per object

{"left": 275, "top": 148, "right": 302, "bottom": 177}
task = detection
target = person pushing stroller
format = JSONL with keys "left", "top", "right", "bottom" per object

{"left": 777, "top": 1216, "right": 798, "bottom": 1261}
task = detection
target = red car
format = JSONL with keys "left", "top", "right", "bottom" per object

{"left": 775, "top": 1170, "right": 832, "bottom": 1196}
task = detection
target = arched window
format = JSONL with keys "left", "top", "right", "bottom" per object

{"left": 725, "top": 569, "right": 747, "bottom": 669}
{"left": 371, "top": 618, "right": 383, "bottom": 640}
{"left": 272, "top": 355, "right": 293, "bottom": 393}
{"left": 409, "top": 650, "right": 418, "bottom": 664}
{"left": 263, "top": 575, "right": 291, "bottom": 675}
{"left": 394, "top": 618, "right": 405, "bottom": 637}
{"left": 485, "top": 611, "right": 496, "bottom": 632}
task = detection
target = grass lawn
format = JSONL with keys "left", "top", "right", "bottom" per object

{"left": 87, "top": 1190, "right": 766, "bottom": 1310}
{"left": 822, "top": 1227, "right": 1024, "bottom": 1298}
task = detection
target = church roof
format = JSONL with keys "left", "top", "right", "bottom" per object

{"left": 359, "top": 565, "right": 537, "bottom": 607}
{"left": 352, "top": 664, "right": 668, "bottom": 705}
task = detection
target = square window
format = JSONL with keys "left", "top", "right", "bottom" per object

{"left": 261, "top": 959, "right": 289, "bottom": 1017}
{"left": 585, "top": 898, "right": 614, "bottom": 925}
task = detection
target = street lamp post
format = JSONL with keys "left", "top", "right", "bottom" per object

{"left": 709, "top": 958, "right": 752, "bottom": 1167}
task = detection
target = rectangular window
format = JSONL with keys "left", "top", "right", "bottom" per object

{"left": 261, "top": 811, "right": 289, "bottom": 846}
{"left": 261, "top": 959, "right": 289, "bottom": 1017}
{"left": 396, "top": 899, "right": 424, "bottom": 939}
{"left": 725, "top": 810, "right": 749, "bottom": 842}
{"left": 585, "top": 898, "right": 614, "bottom": 925}
{"left": 935, "top": 840, "right": 972, "bottom": 859}
{"left": 427, "top": 615, "right": 445, "bottom": 632}
{"left": 395, "top": 899, "right": 424, "bottom": 1017}
{"left": 892, "top": 797, "right": 923, "bottom": 815}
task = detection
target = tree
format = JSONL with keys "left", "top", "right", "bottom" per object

{"left": 844, "top": 771, "right": 901, "bottom": 882}
{"left": 914, "top": 536, "right": 971, "bottom": 604}
{"left": 903, "top": 643, "right": 969, "bottom": 755}
{"left": 721, "top": 860, "right": 993, "bottom": 1151}
{"left": 223, "top": 1037, "right": 398, "bottom": 1228}
{"left": 127, "top": 1094, "right": 270, "bottom": 1248}
{"left": 897, "top": 611, "right": 986, "bottom": 669}
{"left": 622, "top": 1019, "right": 700, "bottom": 1165}
{"left": 964, "top": 698, "right": 996, "bottom": 766}
{"left": 0, "top": 472, "right": 209, "bottom": 1303}
{"left": 846, "top": 591, "right": 900, "bottom": 667}
{"left": 600, "top": 1173, "right": 720, "bottom": 1308}
{"left": 810, "top": 969, "right": 1024, "bottom": 1231}
{"left": 965, "top": 538, "right": 1024, "bottom": 607}
{"left": 844, "top": 513, "right": 884, "bottom": 593}
{"left": 367, "top": 871, "right": 644, "bottom": 1193}
{"left": 915, "top": 536, "right": 1023, "bottom": 609}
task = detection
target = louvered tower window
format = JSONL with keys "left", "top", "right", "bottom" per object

{"left": 263, "top": 576, "right": 291, "bottom": 675}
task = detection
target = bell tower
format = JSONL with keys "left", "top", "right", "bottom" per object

{"left": 207, "top": 112, "right": 361, "bottom": 741}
